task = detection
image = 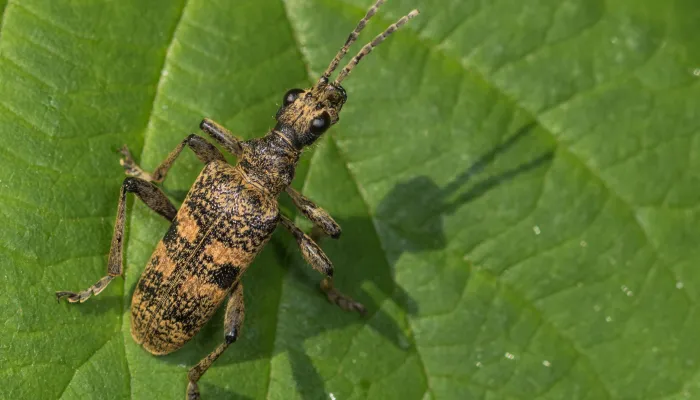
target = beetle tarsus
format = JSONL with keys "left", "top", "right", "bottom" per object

{"left": 119, "top": 145, "right": 155, "bottom": 182}
{"left": 321, "top": 277, "right": 367, "bottom": 316}
{"left": 56, "top": 275, "right": 114, "bottom": 304}
{"left": 187, "top": 381, "right": 200, "bottom": 400}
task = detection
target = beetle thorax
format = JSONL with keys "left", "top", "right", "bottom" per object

{"left": 236, "top": 133, "right": 300, "bottom": 195}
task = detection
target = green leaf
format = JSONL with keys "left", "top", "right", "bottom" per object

{"left": 1, "top": 0, "right": 699, "bottom": 399}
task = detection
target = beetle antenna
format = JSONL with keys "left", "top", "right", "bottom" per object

{"left": 334, "top": 9, "right": 419, "bottom": 85}
{"left": 320, "top": 0, "right": 387, "bottom": 83}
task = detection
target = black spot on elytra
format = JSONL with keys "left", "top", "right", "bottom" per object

{"left": 138, "top": 269, "right": 163, "bottom": 302}
{"left": 208, "top": 263, "right": 240, "bottom": 289}
{"left": 162, "top": 220, "right": 178, "bottom": 245}
{"left": 148, "top": 255, "right": 161, "bottom": 268}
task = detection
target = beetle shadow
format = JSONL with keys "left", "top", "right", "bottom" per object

{"left": 155, "top": 122, "right": 554, "bottom": 398}
{"left": 279, "top": 123, "right": 554, "bottom": 398}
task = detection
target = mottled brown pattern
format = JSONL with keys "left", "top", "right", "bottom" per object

{"left": 131, "top": 160, "right": 279, "bottom": 355}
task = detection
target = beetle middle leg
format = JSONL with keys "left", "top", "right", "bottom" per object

{"left": 285, "top": 187, "right": 342, "bottom": 239}
{"left": 279, "top": 215, "right": 366, "bottom": 315}
{"left": 187, "top": 282, "right": 245, "bottom": 400}
{"left": 56, "top": 177, "right": 176, "bottom": 303}
{"left": 120, "top": 134, "right": 225, "bottom": 183}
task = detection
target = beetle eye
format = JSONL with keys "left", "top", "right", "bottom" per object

{"left": 283, "top": 88, "right": 304, "bottom": 106}
{"left": 310, "top": 112, "right": 331, "bottom": 135}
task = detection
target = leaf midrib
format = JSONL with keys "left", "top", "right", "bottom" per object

{"left": 122, "top": 0, "right": 190, "bottom": 397}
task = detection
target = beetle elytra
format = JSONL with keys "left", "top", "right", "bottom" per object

{"left": 55, "top": 1, "right": 419, "bottom": 398}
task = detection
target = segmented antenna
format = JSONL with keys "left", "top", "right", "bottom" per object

{"left": 320, "top": 0, "right": 387, "bottom": 83}
{"left": 334, "top": 9, "right": 419, "bottom": 85}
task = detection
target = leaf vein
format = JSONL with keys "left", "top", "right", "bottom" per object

{"left": 121, "top": 0, "right": 191, "bottom": 396}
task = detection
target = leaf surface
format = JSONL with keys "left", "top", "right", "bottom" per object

{"left": 1, "top": 0, "right": 699, "bottom": 399}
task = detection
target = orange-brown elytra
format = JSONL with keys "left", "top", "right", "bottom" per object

{"left": 55, "top": 1, "right": 419, "bottom": 398}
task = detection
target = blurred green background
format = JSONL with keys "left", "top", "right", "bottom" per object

{"left": 1, "top": 0, "right": 699, "bottom": 399}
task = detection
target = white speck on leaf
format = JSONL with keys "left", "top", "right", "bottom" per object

{"left": 505, "top": 352, "right": 516, "bottom": 360}
{"left": 330, "top": 394, "right": 336, "bottom": 400}
{"left": 606, "top": 316, "right": 613, "bottom": 322}
{"left": 475, "top": 361, "right": 482, "bottom": 368}
{"left": 621, "top": 285, "right": 633, "bottom": 297}
{"left": 677, "top": 281, "right": 684, "bottom": 289}
{"left": 542, "top": 360, "right": 551, "bottom": 367}
{"left": 693, "top": 68, "right": 700, "bottom": 77}
{"left": 533, "top": 225, "right": 541, "bottom": 235}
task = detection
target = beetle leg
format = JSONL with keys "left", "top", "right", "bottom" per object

{"left": 187, "top": 282, "right": 245, "bottom": 400}
{"left": 279, "top": 215, "right": 366, "bottom": 315}
{"left": 285, "top": 187, "right": 342, "bottom": 239}
{"left": 319, "top": 277, "right": 366, "bottom": 315}
{"left": 199, "top": 118, "right": 244, "bottom": 157}
{"left": 120, "top": 134, "right": 225, "bottom": 184}
{"left": 55, "top": 177, "right": 176, "bottom": 303}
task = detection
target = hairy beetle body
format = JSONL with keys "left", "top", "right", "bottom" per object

{"left": 131, "top": 160, "right": 279, "bottom": 355}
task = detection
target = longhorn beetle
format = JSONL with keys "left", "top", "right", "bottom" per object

{"left": 56, "top": 1, "right": 419, "bottom": 398}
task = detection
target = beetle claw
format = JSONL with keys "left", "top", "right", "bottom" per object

{"left": 187, "top": 382, "right": 200, "bottom": 400}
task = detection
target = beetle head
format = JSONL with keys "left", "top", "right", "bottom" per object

{"left": 274, "top": 0, "right": 418, "bottom": 149}
{"left": 274, "top": 81, "right": 347, "bottom": 148}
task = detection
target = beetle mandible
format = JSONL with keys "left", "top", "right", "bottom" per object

{"left": 56, "top": 1, "right": 419, "bottom": 398}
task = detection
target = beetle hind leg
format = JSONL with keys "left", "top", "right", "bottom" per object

{"left": 55, "top": 177, "right": 176, "bottom": 303}
{"left": 186, "top": 282, "right": 245, "bottom": 400}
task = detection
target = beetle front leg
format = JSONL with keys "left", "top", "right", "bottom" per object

{"left": 279, "top": 215, "right": 365, "bottom": 315}
{"left": 285, "top": 187, "right": 342, "bottom": 239}
{"left": 120, "top": 134, "right": 225, "bottom": 183}
{"left": 187, "top": 282, "right": 245, "bottom": 400}
{"left": 199, "top": 118, "right": 244, "bottom": 157}
{"left": 55, "top": 177, "right": 176, "bottom": 303}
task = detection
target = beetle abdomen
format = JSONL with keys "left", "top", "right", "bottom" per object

{"left": 130, "top": 161, "right": 279, "bottom": 355}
